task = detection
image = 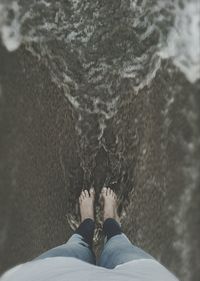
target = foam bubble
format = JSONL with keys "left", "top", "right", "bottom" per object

{"left": 159, "top": 0, "right": 200, "bottom": 83}
{"left": 0, "top": 2, "right": 22, "bottom": 51}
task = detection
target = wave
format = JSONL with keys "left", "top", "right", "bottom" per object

{"left": 0, "top": 0, "right": 199, "bottom": 93}
{"left": 159, "top": 0, "right": 200, "bottom": 83}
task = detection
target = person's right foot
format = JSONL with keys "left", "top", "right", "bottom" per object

{"left": 101, "top": 187, "right": 120, "bottom": 223}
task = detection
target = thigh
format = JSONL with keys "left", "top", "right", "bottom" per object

{"left": 35, "top": 234, "right": 96, "bottom": 265}
{"left": 98, "top": 233, "right": 154, "bottom": 269}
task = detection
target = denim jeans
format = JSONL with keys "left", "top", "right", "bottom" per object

{"left": 35, "top": 219, "right": 154, "bottom": 269}
{"left": 97, "top": 233, "right": 154, "bottom": 268}
{"left": 35, "top": 233, "right": 96, "bottom": 265}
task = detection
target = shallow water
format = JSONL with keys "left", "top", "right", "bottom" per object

{"left": 0, "top": 1, "right": 200, "bottom": 280}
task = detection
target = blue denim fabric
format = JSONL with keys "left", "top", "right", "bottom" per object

{"left": 35, "top": 234, "right": 96, "bottom": 265}
{"left": 98, "top": 233, "right": 154, "bottom": 269}
{"left": 35, "top": 232, "right": 154, "bottom": 269}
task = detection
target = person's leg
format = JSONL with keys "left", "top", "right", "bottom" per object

{"left": 98, "top": 218, "right": 154, "bottom": 268}
{"left": 35, "top": 188, "right": 96, "bottom": 265}
{"left": 97, "top": 188, "right": 154, "bottom": 269}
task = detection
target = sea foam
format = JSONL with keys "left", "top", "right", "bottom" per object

{"left": 159, "top": 0, "right": 200, "bottom": 83}
{"left": 0, "top": 1, "right": 21, "bottom": 51}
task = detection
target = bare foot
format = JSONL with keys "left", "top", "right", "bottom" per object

{"left": 101, "top": 187, "right": 120, "bottom": 223}
{"left": 79, "top": 188, "right": 95, "bottom": 222}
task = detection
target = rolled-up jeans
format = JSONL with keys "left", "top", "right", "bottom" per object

{"left": 35, "top": 218, "right": 154, "bottom": 269}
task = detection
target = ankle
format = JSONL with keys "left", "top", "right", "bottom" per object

{"left": 103, "top": 218, "right": 122, "bottom": 240}
{"left": 103, "top": 214, "right": 115, "bottom": 222}
{"left": 75, "top": 219, "right": 95, "bottom": 247}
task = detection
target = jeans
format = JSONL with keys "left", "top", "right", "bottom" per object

{"left": 35, "top": 219, "right": 154, "bottom": 269}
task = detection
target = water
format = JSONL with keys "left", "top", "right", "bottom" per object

{"left": 0, "top": 0, "right": 200, "bottom": 280}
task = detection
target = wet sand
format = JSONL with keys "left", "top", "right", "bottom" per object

{"left": 0, "top": 44, "right": 200, "bottom": 281}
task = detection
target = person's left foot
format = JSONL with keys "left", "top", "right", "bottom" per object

{"left": 79, "top": 188, "right": 95, "bottom": 222}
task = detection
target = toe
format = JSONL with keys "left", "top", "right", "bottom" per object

{"left": 84, "top": 190, "right": 89, "bottom": 197}
{"left": 89, "top": 187, "right": 95, "bottom": 197}
{"left": 81, "top": 190, "right": 85, "bottom": 198}
{"left": 101, "top": 187, "right": 107, "bottom": 194}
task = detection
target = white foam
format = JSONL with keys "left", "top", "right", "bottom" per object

{"left": 0, "top": 2, "right": 22, "bottom": 51}
{"left": 159, "top": 0, "right": 200, "bottom": 83}
{"left": 121, "top": 52, "right": 162, "bottom": 93}
{"left": 40, "top": 0, "right": 51, "bottom": 8}
{"left": 62, "top": 74, "right": 80, "bottom": 109}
